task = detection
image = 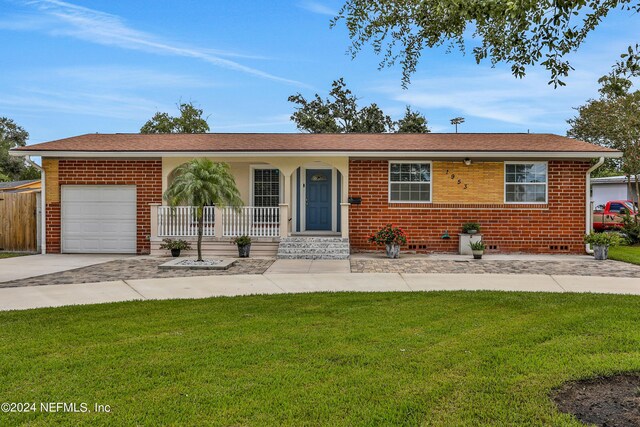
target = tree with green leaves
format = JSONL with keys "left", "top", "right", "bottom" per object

{"left": 141, "top": 101, "right": 210, "bottom": 134}
{"left": 289, "top": 78, "right": 394, "bottom": 133}
{"left": 396, "top": 106, "right": 430, "bottom": 133}
{"left": 289, "top": 78, "right": 429, "bottom": 133}
{"left": 333, "top": 1, "right": 640, "bottom": 88}
{"left": 164, "top": 159, "right": 243, "bottom": 261}
{"left": 0, "top": 117, "right": 40, "bottom": 181}
{"left": 567, "top": 75, "right": 640, "bottom": 204}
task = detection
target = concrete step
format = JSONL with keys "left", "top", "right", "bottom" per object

{"left": 277, "top": 247, "right": 350, "bottom": 255}
{"left": 277, "top": 243, "right": 350, "bottom": 250}
{"left": 277, "top": 237, "right": 350, "bottom": 260}
{"left": 277, "top": 253, "right": 350, "bottom": 260}
{"left": 280, "top": 237, "right": 348, "bottom": 243}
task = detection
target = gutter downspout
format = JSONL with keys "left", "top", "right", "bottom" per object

{"left": 25, "top": 155, "right": 45, "bottom": 254}
{"left": 585, "top": 157, "right": 605, "bottom": 254}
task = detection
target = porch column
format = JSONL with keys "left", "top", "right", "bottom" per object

{"left": 339, "top": 167, "right": 349, "bottom": 239}
{"left": 340, "top": 203, "right": 350, "bottom": 239}
{"left": 279, "top": 204, "right": 289, "bottom": 237}
{"left": 149, "top": 203, "right": 160, "bottom": 242}
{"left": 213, "top": 206, "right": 223, "bottom": 238}
{"left": 279, "top": 171, "right": 292, "bottom": 237}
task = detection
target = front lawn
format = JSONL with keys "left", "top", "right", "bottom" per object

{"left": 609, "top": 245, "right": 640, "bottom": 265}
{"left": 1, "top": 292, "right": 639, "bottom": 426}
{"left": 0, "top": 252, "right": 30, "bottom": 259}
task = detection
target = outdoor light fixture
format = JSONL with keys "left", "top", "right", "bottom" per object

{"left": 463, "top": 158, "right": 472, "bottom": 166}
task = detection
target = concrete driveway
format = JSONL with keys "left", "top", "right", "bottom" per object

{"left": 0, "top": 254, "right": 133, "bottom": 282}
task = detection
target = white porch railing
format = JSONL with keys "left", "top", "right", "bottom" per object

{"left": 156, "top": 205, "right": 280, "bottom": 238}
{"left": 221, "top": 206, "right": 280, "bottom": 237}
{"left": 157, "top": 206, "right": 215, "bottom": 237}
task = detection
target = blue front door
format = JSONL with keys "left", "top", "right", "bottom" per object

{"left": 306, "top": 169, "right": 332, "bottom": 230}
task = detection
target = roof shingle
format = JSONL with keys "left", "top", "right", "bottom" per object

{"left": 12, "top": 132, "right": 618, "bottom": 153}
{"left": 0, "top": 179, "right": 40, "bottom": 189}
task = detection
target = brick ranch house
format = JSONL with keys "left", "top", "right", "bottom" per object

{"left": 11, "top": 133, "right": 620, "bottom": 258}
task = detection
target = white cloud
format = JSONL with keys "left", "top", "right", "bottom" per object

{"left": 0, "top": 87, "right": 164, "bottom": 120}
{"left": 48, "top": 66, "right": 219, "bottom": 89}
{"left": 298, "top": 1, "right": 337, "bottom": 17}
{"left": 8, "top": 0, "right": 309, "bottom": 87}
{"left": 372, "top": 66, "right": 601, "bottom": 131}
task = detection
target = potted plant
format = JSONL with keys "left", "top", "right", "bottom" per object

{"left": 233, "top": 235, "right": 252, "bottom": 258}
{"left": 584, "top": 232, "right": 625, "bottom": 260}
{"left": 368, "top": 224, "right": 407, "bottom": 258}
{"left": 462, "top": 222, "right": 481, "bottom": 235}
{"left": 159, "top": 238, "right": 192, "bottom": 257}
{"left": 469, "top": 240, "right": 486, "bottom": 259}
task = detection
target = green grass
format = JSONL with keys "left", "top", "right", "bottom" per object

{"left": 609, "top": 245, "right": 640, "bottom": 265}
{"left": 0, "top": 252, "right": 30, "bottom": 259}
{"left": 1, "top": 292, "right": 640, "bottom": 426}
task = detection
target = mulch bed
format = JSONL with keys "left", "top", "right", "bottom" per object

{"left": 553, "top": 373, "right": 640, "bottom": 426}
{"left": 0, "top": 258, "right": 274, "bottom": 288}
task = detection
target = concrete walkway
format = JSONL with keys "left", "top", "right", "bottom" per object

{"left": 1, "top": 272, "right": 639, "bottom": 311}
{"left": 265, "top": 259, "right": 350, "bottom": 274}
{"left": 0, "top": 254, "right": 133, "bottom": 282}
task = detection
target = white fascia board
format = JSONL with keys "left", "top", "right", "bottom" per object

{"left": 9, "top": 150, "right": 623, "bottom": 159}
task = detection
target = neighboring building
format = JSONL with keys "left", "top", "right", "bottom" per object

{"left": 591, "top": 175, "right": 638, "bottom": 208}
{"left": 0, "top": 179, "right": 41, "bottom": 193}
{"left": 11, "top": 133, "right": 620, "bottom": 256}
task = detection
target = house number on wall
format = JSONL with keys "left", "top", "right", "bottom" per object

{"left": 445, "top": 169, "right": 469, "bottom": 190}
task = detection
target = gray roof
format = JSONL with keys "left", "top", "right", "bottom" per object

{"left": 0, "top": 179, "right": 40, "bottom": 190}
{"left": 591, "top": 175, "right": 637, "bottom": 184}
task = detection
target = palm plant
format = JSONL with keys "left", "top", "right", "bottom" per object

{"left": 164, "top": 159, "right": 243, "bottom": 261}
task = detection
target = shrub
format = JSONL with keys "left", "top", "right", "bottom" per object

{"left": 621, "top": 211, "right": 640, "bottom": 244}
{"left": 584, "top": 232, "right": 625, "bottom": 247}
{"left": 462, "top": 222, "right": 481, "bottom": 233}
{"left": 159, "top": 238, "right": 192, "bottom": 251}
{"left": 469, "top": 240, "right": 486, "bottom": 251}
{"left": 368, "top": 224, "right": 407, "bottom": 246}
{"left": 233, "top": 235, "right": 252, "bottom": 246}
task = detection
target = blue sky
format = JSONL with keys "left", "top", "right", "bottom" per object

{"left": 1, "top": 0, "right": 639, "bottom": 144}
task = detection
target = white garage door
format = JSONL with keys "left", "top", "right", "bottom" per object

{"left": 61, "top": 185, "right": 137, "bottom": 253}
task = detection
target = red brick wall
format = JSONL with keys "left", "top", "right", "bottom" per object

{"left": 45, "top": 159, "right": 163, "bottom": 254}
{"left": 45, "top": 202, "right": 61, "bottom": 253}
{"left": 348, "top": 160, "right": 590, "bottom": 254}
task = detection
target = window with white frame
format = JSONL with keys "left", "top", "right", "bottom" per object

{"left": 505, "top": 162, "right": 547, "bottom": 203}
{"left": 389, "top": 162, "right": 431, "bottom": 202}
{"left": 253, "top": 168, "right": 280, "bottom": 207}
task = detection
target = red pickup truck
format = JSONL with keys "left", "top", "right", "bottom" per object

{"left": 592, "top": 200, "right": 638, "bottom": 232}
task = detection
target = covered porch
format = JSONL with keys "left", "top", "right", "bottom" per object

{"left": 149, "top": 156, "right": 350, "bottom": 256}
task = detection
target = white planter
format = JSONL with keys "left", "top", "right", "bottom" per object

{"left": 472, "top": 250, "right": 484, "bottom": 260}
{"left": 385, "top": 244, "right": 400, "bottom": 259}
{"left": 593, "top": 245, "right": 609, "bottom": 260}
{"left": 459, "top": 234, "right": 483, "bottom": 255}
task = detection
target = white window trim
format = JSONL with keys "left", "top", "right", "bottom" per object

{"left": 249, "top": 165, "right": 283, "bottom": 208}
{"left": 504, "top": 161, "right": 548, "bottom": 204}
{"left": 388, "top": 160, "right": 433, "bottom": 204}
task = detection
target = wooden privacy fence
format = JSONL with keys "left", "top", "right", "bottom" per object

{"left": 0, "top": 192, "right": 37, "bottom": 252}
